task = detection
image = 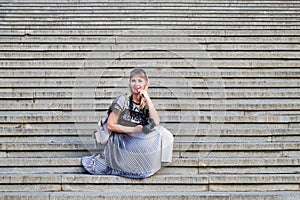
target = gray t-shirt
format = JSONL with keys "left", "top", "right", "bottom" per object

{"left": 109, "top": 93, "right": 148, "bottom": 127}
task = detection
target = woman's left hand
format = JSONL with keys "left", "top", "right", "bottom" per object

{"left": 139, "top": 89, "right": 150, "bottom": 100}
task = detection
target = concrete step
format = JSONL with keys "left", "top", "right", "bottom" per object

{"left": 3, "top": 3, "right": 298, "bottom": 6}
{"left": 1, "top": 36, "right": 300, "bottom": 43}
{"left": 1, "top": 99, "right": 299, "bottom": 111}
{"left": 0, "top": 173, "right": 300, "bottom": 192}
{"left": 0, "top": 7, "right": 299, "bottom": 15}
{"left": 0, "top": 110, "right": 298, "bottom": 123}
{"left": 1, "top": 78, "right": 299, "bottom": 88}
{"left": 1, "top": 124, "right": 299, "bottom": 141}
{"left": 2, "top": 43, "right": 300, "bottom": 51}
{"left": 1, "top": 136, "right": 299, "bottom": 146}
{"left": 1, "top": 29, "right": 299, "bottom": 37}
{"left": 3, "top": 147, "right": 293, "bottom": 159}
{"left": 1, "top": 142, "right": 300, "bottom": 153}
{"left": 0, "top": 134, "right": 296, "bottom": 144}
{"left": 0, "top": 147, "right": 290, "bottom": 159}
{"left": 2, "top": 7, "right": 299, "bottom": 14}
{"left": 1, "top": 88, "right": 300, "bottom": 100}
{"left": 0, "top": 120, "right": 297, "bottom": 133}
{"left": 2, "top": 25, "right": 299, "bottom": 31}
{"left": 3, "top": 0, "right": 300, "bottom": 3}
{"left": 1, "top": 191, "right": 300, "bottom": 200}
{"left": 2, "top": 4, "right": 299, "bottom": 10}
{"left": 0, "top": 123, "right": 292, "bottom": 134}
{"left": 4, "top": 13, "right": 300, "bottom": 19}
{"left": 1, "top": 68, "right": 299, "bottom": 78}
{"left": 1, "top": 125, "right": 299, "bottom": 136}
{"left": 2, "top": 20, "right": 299, "bottom": 26}
{"left": 1, "top": 51, "right": 299, "bottom": 59}
{"left": 3, "top": 17, "right": 300, "bottom": 23}
{"left": 2, "top": 2, "right": 299, "bottom": 7}
{"left": 1, "top": 60, "right": 299, "bottom": 69}
{"left": 0, "top": 157, "right": 300, "bottom": 175}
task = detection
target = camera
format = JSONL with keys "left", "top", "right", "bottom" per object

{"left": 140, "top": 118, "right": 155, "bottom": 134}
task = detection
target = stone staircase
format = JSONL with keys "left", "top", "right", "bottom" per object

{"left": 1, "top": 0, "right": 300, "bottom": 199}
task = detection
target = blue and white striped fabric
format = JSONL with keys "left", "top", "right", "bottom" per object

{"left": 81, "top": 129, "right": 162, "bottom": 179}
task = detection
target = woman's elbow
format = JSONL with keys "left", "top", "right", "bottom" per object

{"left": 154, "top": 118, "right": 160, "bottom": 126}
{"left": 107, "top": 122, "right": 115, "bottom": 132}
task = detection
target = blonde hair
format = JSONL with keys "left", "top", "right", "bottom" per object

{"left": 129, "top": 68, "right": 149, "bottom": 109}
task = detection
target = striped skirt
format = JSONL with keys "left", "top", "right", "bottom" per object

{"left": 81, "top": 129, "right": 162, "bottom": 179}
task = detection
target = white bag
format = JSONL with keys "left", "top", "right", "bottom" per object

{"left": 155, "top": 126, "right": 174, "bottom": 163}
{"left": 93, "top": 116, "right": 111, "bottom": 145}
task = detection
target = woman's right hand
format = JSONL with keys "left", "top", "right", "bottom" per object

{"left": 134, "top": 125, "right": 143, "bottom": 133}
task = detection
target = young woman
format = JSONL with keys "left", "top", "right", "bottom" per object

{"left": 81, "top": 68, "right": 173, "bottom": 179}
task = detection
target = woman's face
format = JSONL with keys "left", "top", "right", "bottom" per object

{"left": 130, "top": 74, "right": 147, "bottom": 94}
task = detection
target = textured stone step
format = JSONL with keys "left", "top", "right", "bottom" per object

{"left": 1, "top": 59, "right": 299, "bottom": 69}
{"left": 2, "top": 1, "right": 299, "bottom": 8}
{"left": 0, "top": 67, "right": 300, "bottom": 78}
{"left": 1, "top": 191, "right": 300, "bottom": 200}
{"left": 1, "top": 25, "right": 299, "bottom": 31}
{"left": 0, "top": 135, "right": 86, "bottom": 143}
{"left": 1, "top": 125, "right": 298, "bottom": 136}
{"left": 3, "top": 148, "right": 291, "bottom": 159}
{"left": 0, "top": 123, "right": 291, "bottom": 134}
{"left": 1, "top": 68, "right": 299, "bottom": 78}
{"left": 5, "top": 10, "right": 299, "bottom": 15}
{"left": 0, "top": 133, "right": 289, "bottom": 144}
{"left": 1, "top": 157, "right": 300, "bottom": 175}
{"left": 3, "top": 17, "right": 300, "bottom": 23}
{"left": 1, "top": 29, "right": 299, "bottom": 37}
{"left": 0, "top": 110, "right": 298, "bottom": 123}
{"left": 1, "top": 132, "right": 299, "bottom": 144}
{"left": 0, "top": 164, "right": 299, "bottom": 175}
{"left": 4, "top": 157, "right": 300, "bottom": 168}
{"left": 1, "top": 142, "right": 300, "bottom": 152}
{"left": 2, "top": 99, "right": 300, "bottom": 112}
{"left": 2, "top": 20, "right": 299, "bottom": 26}
{"left": 0, "top": 122, "right": 296, "bottom": 134}
{"left": 1, "top": 78, "right": 300, "bottom": 88}
{"left": 2, "top": 4, "right": 299, "bottom": 10}
{"left": 1, "top": 88, "right": 299, "bottom": 99}
{"left": 3, "top": 5, "right": 298, "bottom": 9}
{"left": 3, "top": 3, "right": 298, "bottom": 6}
{"left": 4, "top": 13, "right": 300, "bottom": 19}
{"left": 0, "top": 157, "right": 194, "bottom": 174}
{"left": 1, "top": 126, "right": 299, "bottom": 143}
{"left": 1, "top": 36, "right": 299, "bottom": 44}
{"left": 3, "top": 0, "right": 300, "bottom": 3}
{"left": 2, "top": 7, "right": 299, "bottom": 14}
{"left": 1, "top": 51, "right": 299, "bottom": 60}
{"left": 2, "top": 43, "right": 300, "bottom": 51}
{"left": 0, "top": 173, "right": 300, "bottom": 192}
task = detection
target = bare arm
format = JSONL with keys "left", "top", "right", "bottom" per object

{"left": 139, "top": 90, "right": 160, "bottom": 126}
{"left": 146, "top": 98, "right": 160, "bottom": 126}
{"left": 107, "top": 109, "right": 143, "bottom": 133}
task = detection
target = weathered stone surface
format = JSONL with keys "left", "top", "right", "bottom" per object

{"left": 0, "top": 0, "right": 299, "bottom": 198}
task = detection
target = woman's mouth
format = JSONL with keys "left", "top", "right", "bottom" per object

{"left": 133, "top": 88, "right": 140, "bottom": 92}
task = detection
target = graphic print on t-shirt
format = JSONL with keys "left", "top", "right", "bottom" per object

{"left": 125, "top": 103, "right": 143, "bottom": 124}
{"left": 117, "top": 102, "right": 143, "bottom": 127}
